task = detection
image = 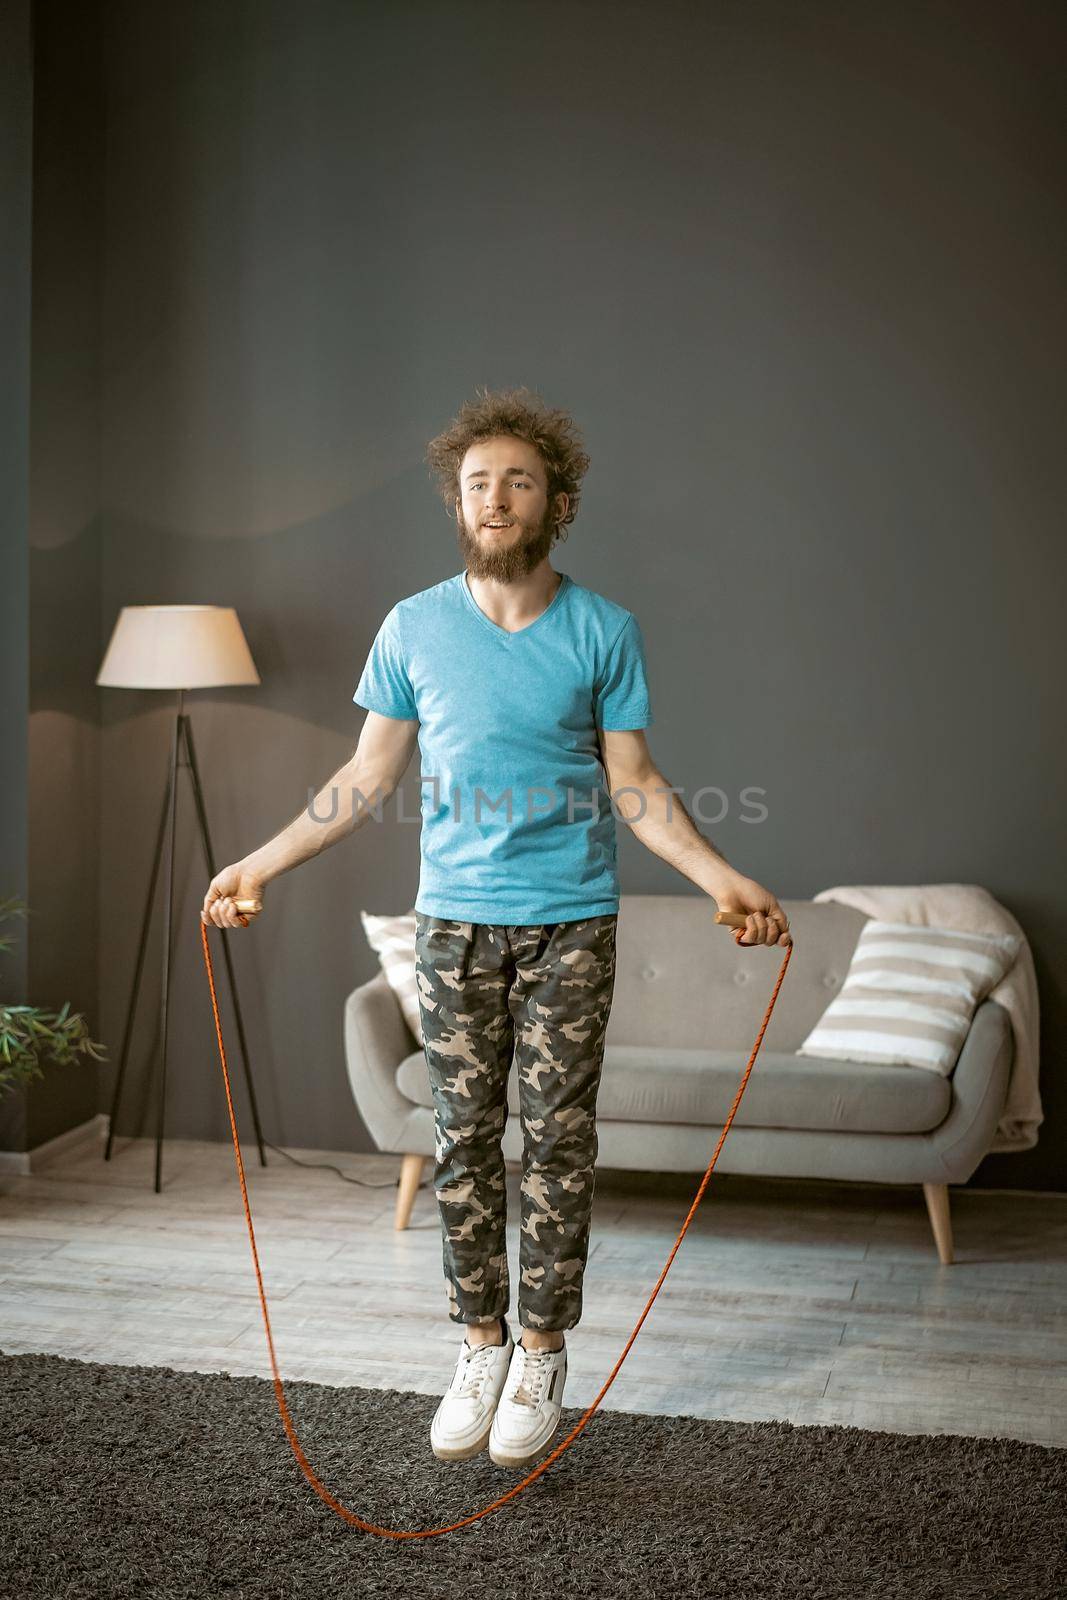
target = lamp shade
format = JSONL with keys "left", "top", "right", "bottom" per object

{"left": 96, "top": 605, "right": 261, "bottom": 690}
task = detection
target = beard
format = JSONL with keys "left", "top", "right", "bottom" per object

{"left": 456, "top": 504, "right": 558, "bottom": 583}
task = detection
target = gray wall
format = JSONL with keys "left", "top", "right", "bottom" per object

{"left": 26, "top": 0, "right": 104, "bottom": 1149}
{"left": 20, "top": 2, "right": 1067, "bottom": 1190}
{"left": 0, "top": 0, "right": 33, "bottom": 1153}
{"left": 1, "top": 0, "right": 103, "bottom": 1155}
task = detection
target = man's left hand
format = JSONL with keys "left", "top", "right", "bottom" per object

{"left": 714, "top": 875, "right": 792, "bottom": 947}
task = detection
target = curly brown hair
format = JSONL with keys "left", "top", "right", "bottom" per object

{"left": 425, "top": 385, "right": 591, "bottom": 541}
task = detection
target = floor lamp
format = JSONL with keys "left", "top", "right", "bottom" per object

{"left": 96, "top": 605, "right": 268, "bottom": 1193}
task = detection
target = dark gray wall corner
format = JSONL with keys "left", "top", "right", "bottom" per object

{"left": 1, "top": 0, "right": 104, "bottom": 1156}
{"left": 26, "top": 0, "right": 105, "bottom": 1149}
{"left": 0, "top": 0, "right": 33, "bottom": 1154}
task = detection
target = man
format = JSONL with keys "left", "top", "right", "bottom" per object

{"left": 202, "top": 385, "right": 790, "bottom": 1472}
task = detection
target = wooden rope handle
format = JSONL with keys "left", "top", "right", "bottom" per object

{"left": 715, "top": 908, "right": 793, "bottom": 948}
{"left": 714, "top": 911, "right": 750, "bottom": 928}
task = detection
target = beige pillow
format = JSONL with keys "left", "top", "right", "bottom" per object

{"left": 360, "top": 909, "right": 423, "bottom": 1045}
{"left": 798, "top": 918, "right": 1020, "bottom": 1075}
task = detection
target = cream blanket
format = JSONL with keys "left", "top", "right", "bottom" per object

{"left": 812, "top": 883, "right": 1042, "bottom": 1153}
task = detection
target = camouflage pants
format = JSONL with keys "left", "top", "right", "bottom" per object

{"left": 414, "top": 913, "right": 618, "bottom": 1334}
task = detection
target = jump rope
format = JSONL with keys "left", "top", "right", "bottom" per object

{"left": 199, "top": 904, "right": 793, "bottom": 1539}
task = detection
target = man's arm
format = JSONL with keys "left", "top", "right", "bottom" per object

{"left": 598, "top": 727, "right": 791, "bottom": 947}
{"left": 246, "top": 710, "right": 419, "bottom": 880}
{"left": 202, "top": 710, "right": 419, "bottom": 927}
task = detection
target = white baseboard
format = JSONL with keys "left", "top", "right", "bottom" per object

{"left": 0, "top": 1112, "right": 109, "bottom": 1175}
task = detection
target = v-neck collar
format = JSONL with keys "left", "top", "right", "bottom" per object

{"left": 461, "top": 571, "right": 570, "bottom": 641}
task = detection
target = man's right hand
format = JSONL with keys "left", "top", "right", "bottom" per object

{"left": 201, "top": 863, "right": 266, "bottom": 929}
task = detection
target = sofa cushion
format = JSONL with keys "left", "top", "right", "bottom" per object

{"left": 360, "top": 908, "right": 423, "bottom": 1045}
{"left": 394, "top": 1042, "right": 952, "bottom": 1135}
{"left": 797, "top": 918, "right": 1021, "bottom": 1075}
{"left": 607, "top": 895, "right": 871, "bottom": 1052}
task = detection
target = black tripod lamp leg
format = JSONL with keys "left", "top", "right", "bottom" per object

{"left": 155, "top": 704, "right": 183, "bottom": 1194}
{"left": 181, "top": 712, "right": 268, "bottom": 1167}
{"left": 104, "top": 754, "right": 174, "bottom": 1163}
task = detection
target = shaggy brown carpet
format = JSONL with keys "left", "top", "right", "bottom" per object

{"left": 2, "top": 1350, "right": 1063, "bottom": 1600}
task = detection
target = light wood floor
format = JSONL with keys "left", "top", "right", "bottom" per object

{"left": 2, "top": 1133, "right": 1065, "bottom": 1449}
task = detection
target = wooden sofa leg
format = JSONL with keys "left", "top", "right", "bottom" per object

{"left": 922, "top": 1182, "right": 954, "bottom": 1265}
{"left": 395, "top": 1154, "right": 427, "bottom": 1231}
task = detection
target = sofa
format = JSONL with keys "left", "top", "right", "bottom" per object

{"left": 343, "top": 895, "right": 1015, "bottom": 1264}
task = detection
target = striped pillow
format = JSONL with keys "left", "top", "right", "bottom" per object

{"left": 360, "top": 909, "right": 423, "bottom": 1046}
{"left": 797, "top": 919, "right": 1021, "bottom": 1075}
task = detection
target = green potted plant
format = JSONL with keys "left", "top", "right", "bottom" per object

{"left": 0, "top": 896, "right": 108, "bottom": 1097}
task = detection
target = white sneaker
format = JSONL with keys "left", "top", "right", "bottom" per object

{"left": 488, "top": 1338, "right": 568, "bottom": 1468}
{"left": 430, "top": 1319, "right": 514, "bottom": 1462}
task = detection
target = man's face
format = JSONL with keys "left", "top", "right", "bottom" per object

{"left": 455, "top": 435, "right": 566, "bottom": 582}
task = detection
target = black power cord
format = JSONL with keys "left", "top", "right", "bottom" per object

{"left": 261, "top": 1137, "right": 429, "bottom": 1190}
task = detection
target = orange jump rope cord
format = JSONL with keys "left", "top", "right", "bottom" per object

{"left": 200, "top": 916, "right": 792, "bottom": 1539}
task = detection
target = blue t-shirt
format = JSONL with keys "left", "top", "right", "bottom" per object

{"left": 352, "top": 569, "right": 652, "bottom": 923}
